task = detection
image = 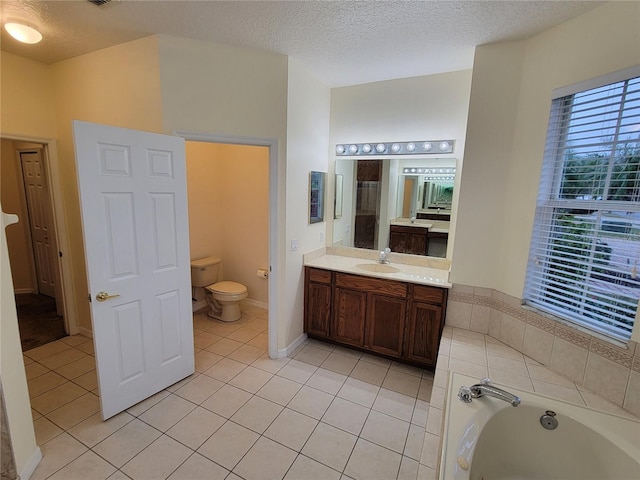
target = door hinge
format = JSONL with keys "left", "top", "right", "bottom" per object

{"left": 87, "top": 294, "right": 92, "bottom": 302}
{"left": 59, "top": 251, "right": 63, "bottom": 257}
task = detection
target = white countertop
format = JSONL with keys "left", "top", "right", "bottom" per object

{"left": 390, "top": 218, "right": 432, "bottom": 229}
{"left": 304, "top": 254, "right": 451, "bottom": 288}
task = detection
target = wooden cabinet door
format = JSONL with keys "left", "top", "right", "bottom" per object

{"left": 389, "top": 229, "right": 407, "bottom": 253}
{"left": 407, "top": 231, "right": 428, "bottom": 255}
{"left": 333, "top": 288, "right": 367, "bottom": 347}
{"left": 367, "top": 294, "right": 406, "bottom": 357}
{"left": 306, "top": 282, "right": 332, "bottom": 338}
{"left": 405, "top": 301, "right": 443, "bottom": 366}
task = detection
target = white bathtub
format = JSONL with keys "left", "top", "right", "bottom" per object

{"left": 440, "top": 372, "right": 640, "bottom": 480}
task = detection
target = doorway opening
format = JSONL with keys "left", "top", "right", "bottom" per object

{"left": 1, "top": 136, "right": 76, "bottom": 351}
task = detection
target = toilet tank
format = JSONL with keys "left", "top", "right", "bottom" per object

{"left": 190, "top": 256, "right": 221, "bottom": 287}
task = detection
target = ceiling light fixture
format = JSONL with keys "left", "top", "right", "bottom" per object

{"left": 4, "top": 23, "right": 42, "bottom": 44}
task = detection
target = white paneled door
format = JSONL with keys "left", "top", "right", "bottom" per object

{"left": 73, "top": 121, "right": 194, "bottom": 419}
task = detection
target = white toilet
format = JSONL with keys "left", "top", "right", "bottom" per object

{"left": 191, "top": 256, "right": 248, "bottom": 322}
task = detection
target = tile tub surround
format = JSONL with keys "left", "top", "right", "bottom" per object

{"left": 416, "top": 326, "right": 639, "bottom": 480}
{"left": 444, "top": 284, "right": 640, "bottom": 417}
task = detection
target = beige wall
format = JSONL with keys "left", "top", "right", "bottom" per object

{"left": 1, "top": 139, "right": 37, "bottom": 292}
{"left": 186, "top": 142, "right": 269, "bottom": 304}
{"left": 453, "top": 1, "right": 640, "bottom": 297}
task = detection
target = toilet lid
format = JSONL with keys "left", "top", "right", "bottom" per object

{"left": 207, "top": 281, "right": 247, "bottom": 295}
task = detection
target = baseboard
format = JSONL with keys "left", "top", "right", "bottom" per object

{"left": 19, "top": 446, "right": 42, "bottom": 480}
{"left": 243, "top": 298, "right": 268, "bottom": 310}
{"left": 14, "top": 288, "right": 37, "bottom": 295}
{"left": 192, "top": 300, "right": 207, "bottom": 312}
{"left": 78, "top": 326, "right": 93, "bottom": 339}
{"left": 278, "top": 333, "right": 307, "bottom": 358}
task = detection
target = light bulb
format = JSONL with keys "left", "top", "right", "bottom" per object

{"left": 376, "top": 143, "right": 386, "bottom": 153}
{"left": 423, "top": 142, "right": 432, "bottom": 151}
{"left": 406, "top": 143, "right": 416, "bottom": 152}
{"left": 4, "top": 23, "right": 42, "bottom": 44}
{"left": 336, "top": 145, "right": 345, "bottom": 154}
{"left": 439, "top": 141, "right": 450, "bottom": 151}
{"left": 362, "top": 144, "right": 372, "bottom": 153}
{"left": 391, "top": 143, "right": 401, "bottom": 153}
{"left": 348, "top": 144, "right": 358, "bottom": 154}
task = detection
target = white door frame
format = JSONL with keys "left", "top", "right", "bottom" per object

{"left": 175, "top": 130, "right": 279, "bottom": 359}
{"left": 1, "top": 133, "right": 78, "bottom": 335}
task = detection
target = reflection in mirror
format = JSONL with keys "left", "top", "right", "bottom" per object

{"left": 309, "top": 171, "right": 325, "bottom": 224}
{"left": 332, "top": 158, "right": 456, "bottom": 258}
{"left": 334, "top": 174, "right": 343, "bottom": 219}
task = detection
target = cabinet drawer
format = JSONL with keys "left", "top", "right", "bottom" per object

{"left": 412, "top": 284, "right": 445, "bottom": 303}
{"left": 307, "top": 267, "right": 332, "bottom": 284}
{"left": 335, "top": 272, "right": 407, "bottom": 298}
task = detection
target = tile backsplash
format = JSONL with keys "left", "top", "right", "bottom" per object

{"left": 445, "top": 284, "right": 640, "bottom": 417}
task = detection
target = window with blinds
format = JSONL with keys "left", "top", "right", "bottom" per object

{"left": 525, "top": 75, "right": 640, "bottom": 342}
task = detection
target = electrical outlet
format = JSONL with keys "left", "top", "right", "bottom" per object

{"left": 291, "top": 239, "right": 298, "bottom": 252}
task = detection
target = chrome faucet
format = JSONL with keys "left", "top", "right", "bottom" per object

{"left": 378, "top": 247, "right": 392, "bottom": 264}
{"left": 458, "top": 378, "right": 521, "bottom": 407}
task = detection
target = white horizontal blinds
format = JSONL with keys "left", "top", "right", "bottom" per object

{"left": 526, "top": 75, "right": 640, "bottom": 341}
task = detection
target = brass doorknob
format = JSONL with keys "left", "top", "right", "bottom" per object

{"left": 96, "top": 291, "right": 120, "bottom": 302}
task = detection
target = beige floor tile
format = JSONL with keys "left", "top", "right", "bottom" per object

{"left": 197, "top": 420, "right": 259, "bottom": 470}
{"left": 54, "top": 355, "right": 97, "bottom": 380}
{"left": 321, "top": 397, "right": 369, "bottom": 435}
{"left": 194, "top": 330, "right": 223, "bottom": 349}
{"left": 139, "top": 394, "right": 196, "bottom": 431}
{"left": 245, "top": 317, "right": 268, "bottom": 333}
{"left": 229, "top": 365, "right": 273, "bottom": 393}
{"left": 283, "top": 454, "right": 341, "bottom": 480}
{"left": 38, "top": 348, "right": 89, "bottom": 370}
{"left": 201, "top": 384, "right": 253, "bottom": 418}
{"left": 404, "top": 424, "right": 425, "bottom": 460}
{"left": 203, "top": 357, "right": 247, "bottom": 382}
{"left": 418, "top": 464, "right": 437, "bottom": 480}
{"left": 93, "top": 418, "right": 162, "bottom": 468}
{"left": 25, "top": 362, "right": 50, "bottom": 380}
{"left": 48, "top": 450, "right": 116, "bottom": 480}
{"left": 247, "top": 332, "right": 268, "bottom": 350}
{"left": 389, "top": 361, "right": 426, "bottom": 378}
{"left": 231, "top": 396, "right": 283, "bottom": 434}
{"left": 350, "top": 361, "right": 388, "bottom": 386}
{"left": 337, "top": 377, "right": 380, "bottom": 408}
{"left": 207, "top": 322, "right": 244, "bottom": 337}
{"left": 233, "top": 436, "right": 297, "bottom": 480}
{"left": 288, "top": 385, "right": 334, "bottom": 419}
{"left": 166, "top": 406, "right": 225, "bottom": 449}
{"left": 166, "top": 373, "right": 198, "bottom": 392}
{"left": 46, "top": 392, "right": 100, "bottom": 430}
{"left": 397, "top": 456, "right": 420, "bottom": 480}
{"left": 382, "top": 370, "right": 421, "bottom": 397}
{"left": 359, "top": 353, "right": 392, "bottom": 368}
{"left": 417, "top": 376, "right": 434, "bottom": 402}
{"left": 344, "top": 438, "right": 402, "bottom": 480}
{"left": 306, "top": 339, "right": 335, "bottom": 352}
{"left": 167, "top": 452, "right": 229, "bottom": 480}
{"left": 264, "top": 408, "right": 319, "bottom": 451}
{"left": 320, "top": 352, "right": 359, "bottom": 376}
{"left": 194, "top": 350, "right": 224, "bottom": 372}
{"left": 107, "top": 470, "right": 133, "bottom": 480}
{"left": 28, "top": 371, "right": 68, "bottom": 398}
{"left": 75, "top": 341, "right": 95, "bottom": 355}
{"left": 257, "top": 375, "right": 303, "bottom": 405}
{"left": 33, "top": 416, "right": 64, "bottom": 445}
{"left": 126, "top": 390, "right": 170, "bottom": 416}
{"left": 174, "top": 373, "right": 224, "bottom": 404}
{"left": 205, "top": 337, "right": 244, "bottom": 356}
{"left": 294, "top": 345, "right": 332, "bottom": 366}
{"left": 122, "top": 434, "right": 192, "bottom": 480}
{"left": 226, "top": 326, "right": 261, "bottom": 344}
{"left": 228, "top": 344, "right": 266, "bottom": 364}
{"left": 31, "top": 381, "right": 87, "bottom": 415}
{"left": 30, "top": 432, "right": 88, "bottom": 480}
{"left": 412, "top": 399, "right": 429, "bottom": 428}
{"left": 331, "top": 345, "right": 362, "bottom": 359}
{"left": 372, "top": 388, "right": 416, "bottom": 422}
{"left": 301, "top": 422, "right": 357, "bottom": 471}
{"left": 278, "top": 359, "right": 318, "bottom": 384}
{"left": 306, "top": 368, "right": 347, "bottom": 395}
{"left": 59, "top": 335, "right": 91, "bottom": 347}
{"left": 73, "top": 369, "right": 98, "bottom": 391}
{"left": 361, "top": 410, "right": 409, "bottom": 454}
{"left": 252, "top": 353, "right": 290, "bottom": 374}
{"left": 68, "top": 411, "right": 135, "bottom": 447}
{"left": 425, "top": 407, "right": 442, "bottom": 436}
{"left": 24, "top": 341, "right": 71, "bottom": 361}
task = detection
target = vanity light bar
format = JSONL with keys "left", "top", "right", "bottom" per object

{"left": 402, "top": 168, "right": 456, "bottom": 175}
{"left": 335, "top": 140, "right": 455, "bottom": 156}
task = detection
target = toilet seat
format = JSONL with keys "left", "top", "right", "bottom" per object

{"left": 206, "top": 281, "right": 247, "bottom": 296}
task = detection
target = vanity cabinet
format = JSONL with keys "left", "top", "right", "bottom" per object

{"left": 304, "top": 267, "right": 447, "bottom": 368}
{"left": 389, "top": 225, "right": 428, "bottom": 255}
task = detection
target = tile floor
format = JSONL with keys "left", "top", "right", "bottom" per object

{"left": 25, "top": 304, "right": 637, "bottom": 480}
{"left": 25, "top": 303, "right": 435, "bottom": 480}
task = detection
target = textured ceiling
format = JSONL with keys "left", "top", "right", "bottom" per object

{"left": 0, "top": 0, "right": 604, "bottom": 87}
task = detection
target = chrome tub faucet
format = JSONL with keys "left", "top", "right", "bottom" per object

{"left": 458, "top": 378, "right": 521, "bottom": 407}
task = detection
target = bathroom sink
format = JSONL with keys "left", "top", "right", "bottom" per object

{"left": 355, "top": 263, "right": 400, "bottom": 274}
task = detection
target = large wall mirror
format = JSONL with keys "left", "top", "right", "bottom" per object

{"left": 332, "top": 158, "right": 457, "bottom": 257}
